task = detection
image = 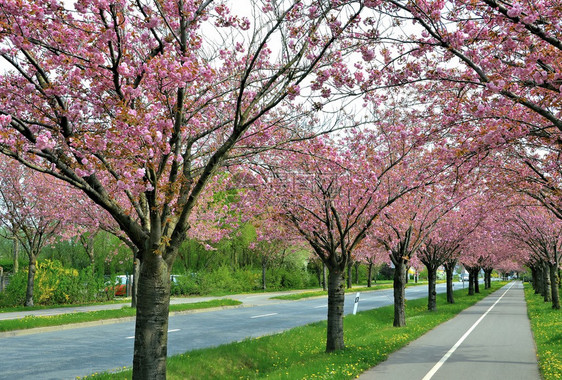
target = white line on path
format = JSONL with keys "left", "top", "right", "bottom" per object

{"left": 314, "top": 305, "right": 328, "bottom": 309}
{"left": 126, "top": 328, "right": 181, "bottom": 339}
{"left": 250, "top": 313, "right": 278, "bottom": 319}
{"left": 421, "top": 282, "right": 516, "bottom": 380}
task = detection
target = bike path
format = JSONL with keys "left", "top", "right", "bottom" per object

{"left": 358, "top": 281, "right": 540, "bottom": 380}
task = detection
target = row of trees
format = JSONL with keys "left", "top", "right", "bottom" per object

{"left": 0, "top": 0, "right": 560, "bottom": 378}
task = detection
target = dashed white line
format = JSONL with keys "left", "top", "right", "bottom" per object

{"left": 314, "top": 305, "right": 328, "bottom": 308}
{"left": 250, "top": 313, "right": 278, "bottom": 319}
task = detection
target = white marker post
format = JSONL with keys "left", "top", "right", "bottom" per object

{"left": 353, "top": 292, "right": 360, "bottom": 315}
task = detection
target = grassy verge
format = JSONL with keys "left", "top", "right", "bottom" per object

{"left": 0, "top": 298, "right": 129, "bottom": 313}
{"left": 524, "top": 284, "right": 562, "bottom": 380}
{"left": 87, "top": 282, "right": 506, "bottom": 379}
{"left": 0, "top": 299, "right": 241, "bottom": 332}
{"left": 271, "top": 280, "right": 441, "bottom": 300}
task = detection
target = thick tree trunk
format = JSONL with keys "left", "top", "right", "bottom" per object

{"left": 473, "top": 268, "right": 480, "bottom": 293}
{"left": 132, "top": 251, "right": 171, "bottom": 380}
{"left": 24, "top": 254, "right": 37, "bottom": 307}
{"left": 549, "top": 263, "right": 560, "bottom": 310}
{"left": 444, "top": 263, "right": 455, "bottom": 304}
{"left": 427, "top": 266, "right": 437, "bottom": 311}
{"left": 346, "top": 261, "right": 352, "bottom": 289}
{"left": 354, "top": 262, "right": 359, "bottom": 285}
{"left": 326, "top": 268, "right": 345, "bottom": 352}
{"left": 367, "top": 262, "right": 373, "bottom": 288}
{"left": 535, "top": 266, "right": 544, "bottom": 295}
{"left": 393, "top": 262, "right": 407, "bottom": 327}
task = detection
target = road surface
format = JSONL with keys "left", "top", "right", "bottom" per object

{"left": 0, "top": 282, "right": 458, "bottom": 379}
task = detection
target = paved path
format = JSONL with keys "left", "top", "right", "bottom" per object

{"left": 358, "top": 281, "right": 540, "bottom": 380}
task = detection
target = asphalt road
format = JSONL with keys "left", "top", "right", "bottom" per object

{"left": 358, "top": 281, "right": 540, "bottom": 380}
{"left": 0, "top": 281, "right": 462, "bottom": 380}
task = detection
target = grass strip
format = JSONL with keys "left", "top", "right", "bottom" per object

{"left": 87, "top": 282, "right": 506, "bottom": 379}
{"left": 524, "top": 284, "right": 562, "bottom": 380}
{"left": 0, "top": 299, "right": 241, "bottom": 332}
{"left": 271, "top": 281, "right": 444, "bottom": 300}
{"left": 0, "top": 299, "right": 129, "bottom": 313}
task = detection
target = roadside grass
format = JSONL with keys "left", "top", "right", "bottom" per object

{"left": 0, "top": 298, "right": 129, "bottom": 313}
{"left": 86, "top": 282, "right": 506, "bottom": 379}
{"left": 0, "top": 299, "right": 241, "bottom": 332}
{"left": 524, "top": 284, "right": 562, "bottom": 380}
{"left": 271, "top": 280, "right": 440, "bottom": 300}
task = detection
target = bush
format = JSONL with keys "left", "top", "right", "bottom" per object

{"left": 34, "top": 259, "right": 105, "bottom": 305}
{"left": 171, "top": 274, "right": 200, "bottom": 296}
{"left": 0, "top": 270, "right": 27, "bottom": 307}
{"left": 0, "top": 260, "right": 105, "bottom": 307}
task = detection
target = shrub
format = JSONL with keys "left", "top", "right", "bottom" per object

{"left": 0, "top": 270, "right": 27, "bottom": 307}
{"left": 171, "top": 274, "right": 200, "bottom": 296}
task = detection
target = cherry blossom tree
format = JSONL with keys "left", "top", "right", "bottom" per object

{"left": 375, "top": 180, "right": 466, "bottom": 325}
{"left": 0, "top": 1, "right": 374, "bottom": 377}
{"left": 252, "top": 119, "right": 431, "bottom": 349}
{"left": 354, "top": 235, "right": 387, "bottom": 287}
{"left": 0, "top": 158, "right": 82, "bottom": 306}
{"left": 507, "top": 205, "right": 561, "bottom": 309}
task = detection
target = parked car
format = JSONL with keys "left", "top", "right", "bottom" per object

{"left": 460, "top": 274, "right": 469, "bottom": 282}
{"left": 104, "top": 275, "right": 131, "bottom": 296}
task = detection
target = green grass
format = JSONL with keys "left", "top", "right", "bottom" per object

{"left": 0, "top": 298, "right": 129, "bottom": 313}
{"left": 85, "top": 282, "right": 506, "bottom": 379}
{"left": 271, "top": 280, "right": 438, "bottom": 300}
{"left": 0, "top": 299, "right": 241, "bottom": 332}
{"left": 524, "top": 284, "right": 562, "bottom": 380}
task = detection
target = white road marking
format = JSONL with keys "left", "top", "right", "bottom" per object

{"left": 421, "top": 282, "right": 515, "bottom": 380}
{"left": 250, "top": 313, "right": 278, "bottom": 319}
{"left": 314, "top": 305, "right": 328, "bottom": 308}
{"left": 126, "top": 328, "right": 181, "bottom": 339}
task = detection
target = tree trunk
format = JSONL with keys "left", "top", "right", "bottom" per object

{"left": 262, "top": 257, "right": 267, "bottom": 290}
{"left": 25, "top": 253, "right": 37, "bottom": 307}
{"left": 474, "top": 269, "right": 480, "bottom": 293}
{"left": 322, "top": 263, "right": 327, "bottom": 291}
{"left": 444, "top": 262, "right": 455, "bottom": 304}
{"left": 535, "top": 265, "right": 543, "bottom": 295}
{"left": 12, "top": 238, "right": 19, "bottom": 274}
{"left": 468, "top": 270, "right": 475, "bottom": 296}
{"left": 549, "top": 263, "right": 560, "bottom": 310}
{"left": 132, "top": 250, "right": 171, "bottom": 380}
{"left": 346, "top": 261, "right": 352, "bottom": 289}
{"left": 393, "top": 261, "right": 407, "bottom": 327}
{"left": 543, "top": 263, "right": 552, "bottom": 303}
{"left": 427, "top": 265, "right": 437, "bottom": 311}
{"left": 326, "top": 268, "right": 345, "bottom": 352}
{"left": 131, "top": 256, "right": 140, "bottom": 309}
{"left": 542, "top": 263, "right": 552, "bottom": 302}
{"left": 367, "top": 262, "right": 373, "bottom": 288}
{"left": 354, "top": 262, "right": 359, "bottom": 285}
